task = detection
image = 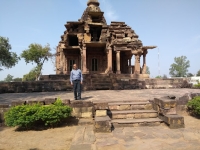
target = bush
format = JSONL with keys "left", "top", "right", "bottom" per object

{"left": 4, "top": 98, "right": 72, "bottom": 129}
{"left": 194, "top": 83, "right": 200, "bottom": 88}
{"left": 187, "top": 96, "right": 200, "bottom": 115}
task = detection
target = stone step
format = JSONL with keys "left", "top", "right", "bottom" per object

{"left": 108, "top": 110, "right": 158, "bottom": 119}
{"left": 91, "top": 74, "right": 109, "bottom": 78}
{"left": 91, "top": 80, "right": 111, "bottom": 83}
{"left": 94, "top": 86, "right": 111, "bottom": 90}
{"left": 93, "top": 83, "right": 112, "bottom": 86}
{"left": 108, "top": 102, "right": 152, "bottom": 110}
{"left": 111, "top": 118, "right": 163, "bottom": 128}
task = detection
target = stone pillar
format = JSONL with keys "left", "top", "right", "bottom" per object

{"left": 56, "top": 47, "right": 60, "bottom": 74}
{"left": 80, "top": 50, "right": 83, "bottom": 71}
{"left": 63, "top": 54, "right": 66, "bottom": 74}
{"left": 106, "top": 47, "right": 113, "bottom": 73}
{"left": 82, "top": 44, "right": 87, "bottom": 73}
{"left": 116, "top": 51, "right": 121, "bottom": 74}
{"left": 65, "top": 57, "right": 68, "bottom": 74}
{"left": 134, "top": 54, "right": 141, "bottom": 74}
{"left": 142, "top": 50, "right": 147, "bottom": 74}
{"left": 129, "top": 58, "right": 132, "bottom": 74}
{"left": 59, "top": 48, "right": 64, "bottom": 74}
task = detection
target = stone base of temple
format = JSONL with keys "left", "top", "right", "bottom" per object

{"left": 0, "top": 74, "right": 192, "bottom": 93}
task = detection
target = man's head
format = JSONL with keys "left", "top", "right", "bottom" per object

{"left": 73, "top": 64, "right": 77, "bottom": 70}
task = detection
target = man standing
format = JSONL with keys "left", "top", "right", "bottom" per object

{"left": 70, "top": 64, "right": 83, "bottom": 100}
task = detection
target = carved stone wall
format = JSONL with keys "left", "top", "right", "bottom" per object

{"left": 56, "top": 0, "right": 156, "bottom": 75}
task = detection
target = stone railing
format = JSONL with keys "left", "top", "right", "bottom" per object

{"left": 0, "top": 74, "right": 191, "bottom": 94}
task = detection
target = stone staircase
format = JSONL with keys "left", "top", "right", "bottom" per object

{"left": 108, "top": 101, "right": 163, "bottom": 128}
{"left": 94, "top": 100, "right": 164, "bottom": 132}
{"left": 90, "top": 74, "right": 112, "bottom": 90}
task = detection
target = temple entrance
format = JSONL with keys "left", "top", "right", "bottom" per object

{"left": 86, "top": 47, "right": 106, "bottom": 73}
{"left": 92, "top": 58, "right": 98, "bottom": 71}
{"left": 112, "top": 60, "right": 116, "bottom": 73}
{"left": 69, "top": 59, "right": 75, "bottom": 71}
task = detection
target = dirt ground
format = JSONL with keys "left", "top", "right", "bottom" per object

{"left": 0, "top": 114, "right": 200, "bottom": 150}
{"left": 0, "top": 125, "right": 77, "bottom": 150}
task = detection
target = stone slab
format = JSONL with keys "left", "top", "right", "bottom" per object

{"left": 78, "top": 118, "right": 94, "bottom": 125}
{"left": 11, "top": 100, "right": 26, "bottom": 106}
{"left": 154, "top": 97, "right": 177, "bottom": 108}
{"left": 44, "top": 98, "right": 56, "bottom": 105}
{"left": 93, "top": 102, "right": 108, "bottom": 110}
{"left": 94, "top": 116, "right": 111, "bottom": 132}
{"left": 70, "top": 144, "right": 91, "bottom": 150}
{"left": 95, "top": 116, "right": 111, "bottom": 122}
{"left": 0, "top": 104, "right": 9, "bottom": 108}
{"left": 96, "top": 110, "right": 107, "bottom": 117}
{"left": 108, "top": 102, "right": 150, "bottom": 105}
{"left": 111, "top": 118, "right": 162, "bottom": 123}
{"left": 159, "top": 114, "right": 184, "bottom": 129}
{"left": 110, "top": 110, "right": 157, "bottom": 114}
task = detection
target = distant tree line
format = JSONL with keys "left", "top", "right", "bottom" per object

{"left": 0, "top": 36, "right": 54, "bottom": 82}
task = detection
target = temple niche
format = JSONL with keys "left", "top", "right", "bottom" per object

{"left": 56, "top": 0, "right": 156, "bottom": 78}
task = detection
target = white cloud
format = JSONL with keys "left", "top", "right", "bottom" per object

{"left": 77, "top": 0, "right": 119, "bottom": 22}
{"left": 100, "top": 0, "right": 119, "bottom": 22}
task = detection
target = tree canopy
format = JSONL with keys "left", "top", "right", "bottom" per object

{"left": 146, "top": 66, "right": 150, "bottom": 74}
{"left": 22, "top": 66, "right": 42, "bottom": 81}
{"left": 169, "top": 56, "right": 190, "bottom": 77}
{"left": 21, "top": 43, "right": 52, "bottom": 80}
{"left": 197, "top": 70, "right": 200, "bottom": 76}
{"left": 0, "top": 36, "right": 20, "bottom": 70}
{"left": 4, "top": 74, "right": 14, "bottom": 82}
{"left": 187, "top": 73, "right": 194, "bottom": 77}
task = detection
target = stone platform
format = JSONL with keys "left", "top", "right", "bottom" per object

{"left": 0, "top": 89, "right": 199, "bottom": 104}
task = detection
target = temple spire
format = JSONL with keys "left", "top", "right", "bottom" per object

{"left": 87, "top": 0, "right": 99, "bottom": 6}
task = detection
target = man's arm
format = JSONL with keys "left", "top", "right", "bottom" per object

{"left": 80, "top": 70, "right": 83, "bottom": 84}
{"left": 70, "top": 71, "right": 73, "bottom": 85}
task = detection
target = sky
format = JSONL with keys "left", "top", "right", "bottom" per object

{"left": 0, "top": 0, "right": 200, "bottom": 80}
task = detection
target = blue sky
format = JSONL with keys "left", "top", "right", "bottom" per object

{"left": 0, "top": 0, "right": 200, "bottom": 80}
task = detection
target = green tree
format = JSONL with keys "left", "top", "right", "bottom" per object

{"left": 146, "top": 66, "right": 150, "bottom": 74}
{"left": 162, "top": 74, "right": 167, "bottom": 79}
{"left": 187, "top": 73, "right": 193, "bottom": 77}
{"left": 4, "top": 74, "right": 14, "bottom": 82}
{"left": 21, "top": 43, "right": 52, "bottom": 80}
{"left": 169, "top": 56, "right": 190, "bottom": 77}
{"left": 155, "top": 75, "right": 162, "bottom": 78}
{"left": 13, "top": 77, "right": 22, "bottom": 82}
{"left": 0, "top": 36, "right": 20, "bottom": 70}
{"left": 23, "top": 66, "right": 41, "bottom": 81}
{"left": 197, "top": 70, "right": 200, "bottom": 76}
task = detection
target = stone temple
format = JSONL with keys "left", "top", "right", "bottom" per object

{"left": 56, "top": 0, "right": 156, "bottom": 78}
{"left": 0, "top": 0, "right": 191, "bottom": 93}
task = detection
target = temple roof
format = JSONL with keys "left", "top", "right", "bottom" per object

{"left": 80, "top": 0, "right": 107, "bottom": 24}
{"left": 87, "top": 0, "right": 100, "bottom": 6}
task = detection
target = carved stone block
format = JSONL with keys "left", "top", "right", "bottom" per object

{"left": 159, "top": 115, "right": 184, "bottom": 129}
{"left": 94, "top": 116, "right": 111, "bottom": 132}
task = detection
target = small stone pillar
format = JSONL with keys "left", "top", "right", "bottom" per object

{"left": 116, "top": 51, "right": 121, "bottom": 74}
{"left": 106, "top": 47, "right": 113, "bottom": 73}
{"left": 129, "top": 58, "right": 132, "bottom": 74}
{"left": 63, "top": 53, "right": 67, "bottom": 74}
{"left": 152, "top": 96, "right": 185, "bottom": 129}
{"left": 134, "top": 54, "right": 141, "bottom": 74}
{"left": 56, "top": 47, "right": 60, "bottom": 74}
{"left": 142, "top": 50, "right": 147, "bottom": 74}
{"left": 60, "top": 48, "right": 64, "bottom": 74}
{"left": 82, "top": 44, "right": 87, "bottom": 73}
